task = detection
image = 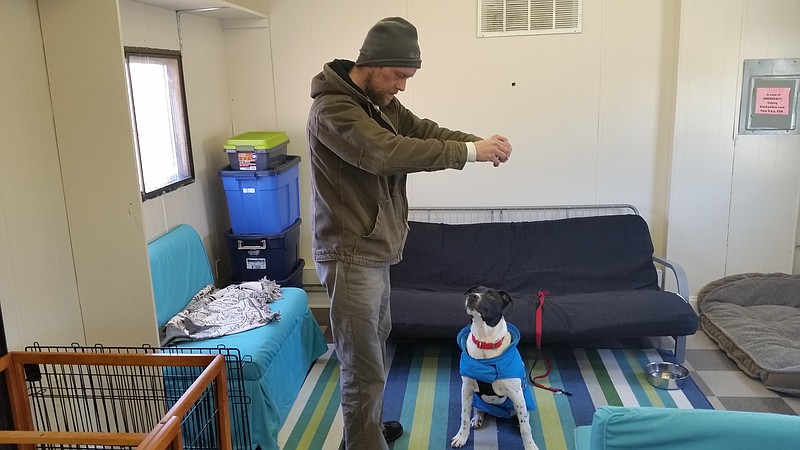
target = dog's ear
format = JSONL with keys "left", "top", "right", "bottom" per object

{"left": 464, "top": 285, "right": 483, "bottom": 295}
{"left": 498, "top": 290, "right": 513, "bottom": 309}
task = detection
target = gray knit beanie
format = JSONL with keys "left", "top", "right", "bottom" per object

{"left": 355, "top": 17, "right": 422, "bottom": 68}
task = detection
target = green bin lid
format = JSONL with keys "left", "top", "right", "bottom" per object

{"left": 224, "top": 131, "right": 289, "bottom": 150}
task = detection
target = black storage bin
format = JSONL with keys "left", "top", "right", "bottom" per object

{"left": 226, "top": 218, "right": 300, "bottom": 282}
{"left": 275, "top": 259, "right": 304, "bottom": 288}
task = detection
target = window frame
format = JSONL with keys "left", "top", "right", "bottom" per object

{"left": 124, "top": 46, "right": 195, "bottom": 201}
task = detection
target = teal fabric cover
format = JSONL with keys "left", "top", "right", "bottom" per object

{"left": 148, "top": 224, "right": 214, "bottom": 327}
{"left": 177, "top": 288, "right": 327, "bottom": 450}
{"left": 147, "top": 225, "right": 327, "bottom": 450}
{"left": 579, "top": 406, "right": 800, "bottom": 450}
{"left": 573, "top": 425, "right": 592, "bottom": 450}
{"left": 175, "top": 288, "right": 314, "bottom": 380}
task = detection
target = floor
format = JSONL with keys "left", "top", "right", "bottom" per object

{"left": 309, "top": 295, "right": 800, "bottom": 417}
{"left": 682, "top": 328, "right": 800, "bottom": 415}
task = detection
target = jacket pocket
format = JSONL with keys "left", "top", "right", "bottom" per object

{"left": 354, "top": 198, "right": 406, "bottom": 263}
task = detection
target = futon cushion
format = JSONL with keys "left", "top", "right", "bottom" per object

{"left": 392, "top": 215, "right": 659, "bottom": 295}
{"left": 148, "top": 224, "right": 214, "bottom": 328}
{"left": 390, "top": 288, "right": 697, "bottom": 342}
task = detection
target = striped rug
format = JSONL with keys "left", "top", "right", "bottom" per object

{"left": 279, "top": 344, "right": 712, "bottom": 450}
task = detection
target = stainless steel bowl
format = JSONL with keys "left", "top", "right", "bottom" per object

{"left": 644, "top": 361, "right": 689, "bottom": 390}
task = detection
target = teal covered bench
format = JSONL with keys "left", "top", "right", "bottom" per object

{"left": 574, "top": 406, "right": 800, "bottom": 450}
{"left": 148, "top": 224, "right": 327, "bottom": 450}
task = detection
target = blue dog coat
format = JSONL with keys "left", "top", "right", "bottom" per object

{"left": 457, "top": 324, "right": 537, "bottom": 419}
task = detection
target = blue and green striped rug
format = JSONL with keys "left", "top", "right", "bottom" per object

{"left": 279, "top": 344, "right": 712, "bottom": 449}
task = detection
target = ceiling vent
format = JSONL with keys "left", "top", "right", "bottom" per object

{"left": 478, "top": 0, "right": 582, "bottom": 37}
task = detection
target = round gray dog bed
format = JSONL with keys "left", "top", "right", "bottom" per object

{"left": 697, "top": 272, "right": 800, "bottom": 395}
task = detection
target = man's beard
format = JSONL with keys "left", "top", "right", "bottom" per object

{"left": 363, "top": 73, "right": 389, "bottom": 107}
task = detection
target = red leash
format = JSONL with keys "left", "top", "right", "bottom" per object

{"left": 530, "top": 289, "right": 572, "bottom": 396}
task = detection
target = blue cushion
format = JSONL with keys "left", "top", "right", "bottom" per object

{"left": 148, "top": 224, "right": 214, "bottom": 327}
{"left": 573, "top": 425, "right": 592, "bottom": 450}
{"left": 583, "top": 406, "right": 800, "bottom": 450}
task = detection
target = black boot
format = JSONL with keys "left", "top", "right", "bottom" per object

{"left": 381, "top": 421, "right": 403, "bottom": 443}
{"left": 338, "top": 421, "right": 404, "bottom": 449}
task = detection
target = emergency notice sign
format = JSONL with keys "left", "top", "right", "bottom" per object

{"left": 755, "top": 87, "right": 791, "bottom": 115}
{"left": 739, "top": 59, "right": 800, "bottom": 135}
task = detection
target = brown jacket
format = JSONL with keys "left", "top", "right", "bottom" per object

{"left": 307, "top": 60, "right": 479, "bottom": 266}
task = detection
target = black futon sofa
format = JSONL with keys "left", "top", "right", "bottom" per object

{"left": 389, "top": 210, "right": 697, "bottom": 362}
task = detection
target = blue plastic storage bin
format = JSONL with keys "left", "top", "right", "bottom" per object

{"left": 219, "top": 155, "right": 300, "bottom": 235}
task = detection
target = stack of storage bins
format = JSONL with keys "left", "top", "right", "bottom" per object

{"left": 219, "top": 131, "right": 303, "bottom": 287}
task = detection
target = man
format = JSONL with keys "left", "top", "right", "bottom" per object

{"left": 307, "top": 16, "right": 512, "bottom": 450}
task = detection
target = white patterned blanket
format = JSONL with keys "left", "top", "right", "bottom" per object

{"left": 160, "top": 278, "right": 283, "bottom": 346}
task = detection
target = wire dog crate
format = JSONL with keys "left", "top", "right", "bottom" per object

{"left": 0, "top": 344, "right": 249, "bottom": 450}
{"left": 0, "top": 348, "right": 232, "bottom": 450}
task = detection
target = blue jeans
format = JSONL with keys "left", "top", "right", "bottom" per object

{"left": 315, "top": 260, "right": 392, "bottom": 450}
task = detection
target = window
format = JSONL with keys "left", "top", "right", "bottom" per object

{"left": 124, "top": 47, "right": 194, "bottom": 200}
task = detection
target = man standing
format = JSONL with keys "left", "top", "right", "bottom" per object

{"left": 307, "top": 17, "right": 512, "bottom": 450}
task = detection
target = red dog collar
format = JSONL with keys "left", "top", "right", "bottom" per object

{"left": 471, "top": 334, "right": 505, "bottom": 350}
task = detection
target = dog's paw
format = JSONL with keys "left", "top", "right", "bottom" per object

{"left": 450, "top": 431, "right": 469, "bottom": 448}
{"left": 523, "top": 437, "right": 541, "bottom": 450}
{"left": 524, "top": 441, "right": 541, "bottom": 450}
{"left": 469, "top": 414, "right": 483, "bottom": 429}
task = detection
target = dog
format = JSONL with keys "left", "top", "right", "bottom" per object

{"left": 450, "top": 285, "right": 539, "bottom": 450}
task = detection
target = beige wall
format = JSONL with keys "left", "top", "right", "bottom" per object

{"left": 1, "top": 0, "right": 158, "bottom": 349}
{"left": 121, "top": 1, "right": 240, "bottom": 284}
{"left": 668, "top": 0, "right": 800, "bottom": 294}
{"left": 37, "top": 0, "right": 156, "bottom": 346}
{"left": 0, "top": 0, "right": 84, "bottom": 350}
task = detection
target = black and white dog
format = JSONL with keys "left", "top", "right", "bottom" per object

{"left": 450, "top": 285, "right": 539, "bottom": 450}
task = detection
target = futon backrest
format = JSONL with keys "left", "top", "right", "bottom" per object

{"left": 391, "top": 214, "right": 659, "bottom": 295}
{"left": 147, "top": 224, "right": 214, "bottom": 328}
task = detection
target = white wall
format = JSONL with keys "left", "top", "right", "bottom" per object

{"left": 668, "top": 0, "right": 800, "bottom": 294}
{"left": 120, "top": 0, "right": 249, "bottom": 284}
{"left": 37, "top": 0, "right": 157, "bottom": 346}
{"left": 267, "top": 0, "right": 680, "bottom": 286}
{"left": 0, "top": 0, "right": 84, "bottom": 350}
{"left": 266, "top": 0, "right": 799, "bottom": 297}
{"left": 223, "top": 18, "right": 277, "bottom": 134}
